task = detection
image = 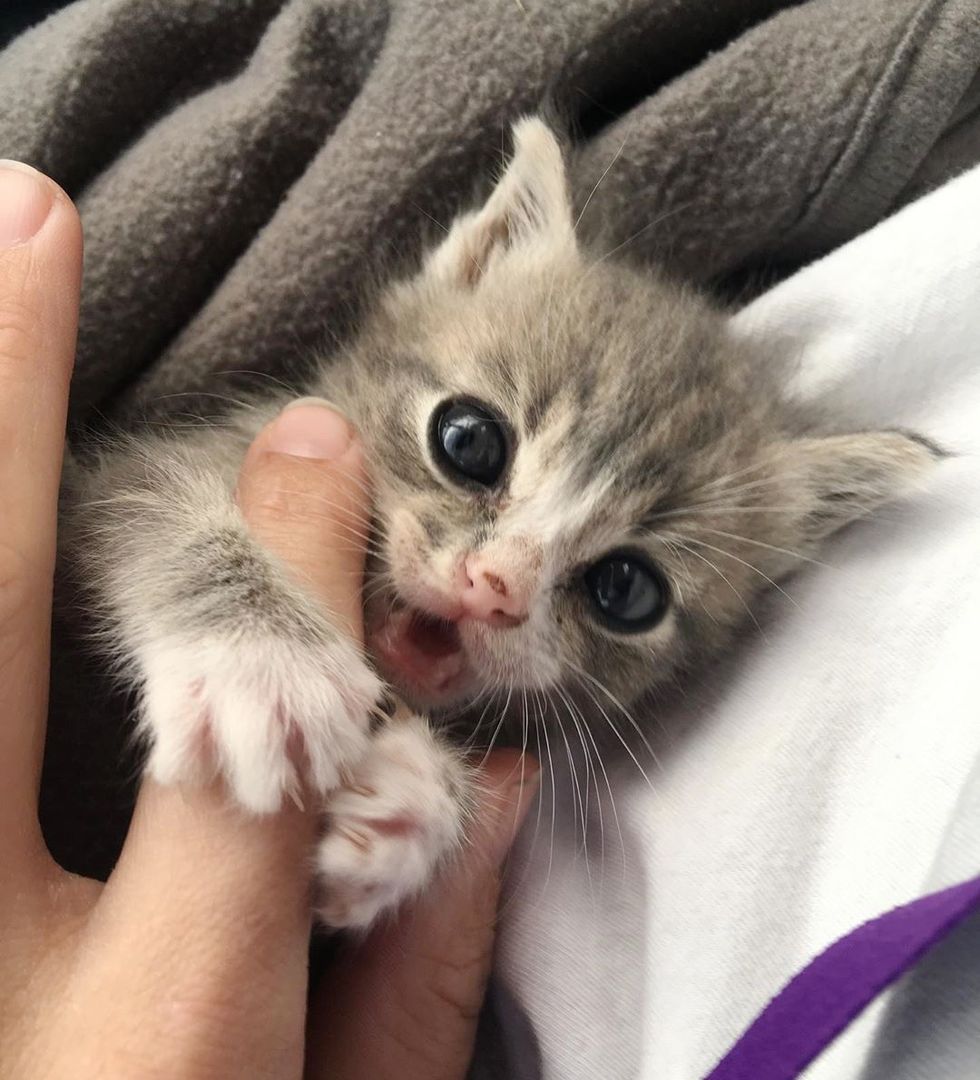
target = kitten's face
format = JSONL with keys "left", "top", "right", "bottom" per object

{"left": 321, "top": 119, "right": 936, "bottom": 716}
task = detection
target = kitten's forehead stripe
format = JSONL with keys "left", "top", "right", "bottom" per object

{"left": 503, "top": 459, "right": 616, "bottom": 548}
{"left": 524, "top": 387, "right": 555, "bottom": 435}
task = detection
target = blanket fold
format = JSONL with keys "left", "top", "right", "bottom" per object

{"left": 3, "top": 0, "right": 978, "bottom": 426}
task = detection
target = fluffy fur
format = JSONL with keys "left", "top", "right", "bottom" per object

{"left": 63, "top": 119, "right": 940, "bottom": 928}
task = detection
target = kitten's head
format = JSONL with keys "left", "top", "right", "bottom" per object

{"left": 323, "top": 118, "right": 939, "bottom": 714}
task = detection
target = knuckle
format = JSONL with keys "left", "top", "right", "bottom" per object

{"left": 0, "top": 543, "right": 36, "bottom": 659}
{"left": 422, "top": 941, "right": 494, "bottom": 1024}
{"left": 0, "top": 241, "right": 41, "bottom": 352}
{"left": 374, "top": 946, "right": 491, "bottom": 1073}
{"left": 0, "top": 542, "right": 32, "bottom": 614}
{"left": 245, "top": 459, "right": 365, "bottom": 557}
{"left": 427, "top": 978, "right": 485, "bottom": 1026}
{"left": 246, "top": 456, "right": 331, "bottom": 524}
{"left": 250, "top": 480, "right": 323, "bottom": 525}
{"left": 0, "top": 299, "right": 38, "bottom": 371}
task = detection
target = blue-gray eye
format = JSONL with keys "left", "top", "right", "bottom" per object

{"left": 583, "top": 550, "right": 669, "bottom": 632}
{"left": 432, "top": 401, "right": 507, "bottom": 487}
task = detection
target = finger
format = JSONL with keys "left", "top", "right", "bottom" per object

{"left": 125, "top": 399, "right": 370, "bottom": 834}
{"left": 97, "top": 404, "right": 373, "bottom": 1073}
{"left": 236, "top": 397, "right": 371, "bottom": 639}
{"left": 307, "top": 750, "right": 541, "bottom": 1080}
{"left": 0, "top": 162, "right": 81, "bottom": 862}
{"left": 74, "top": 778, "right": 311, "bottom": 1078}
{"left": 115, "top": 399, "right": 372, "bottom": 904}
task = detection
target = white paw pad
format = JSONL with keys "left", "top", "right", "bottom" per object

{"left": 315, "top": 722, "right": 466, "bottom": 930}
{"left": 140, "top": 634, "right": 380, "bottom": 813}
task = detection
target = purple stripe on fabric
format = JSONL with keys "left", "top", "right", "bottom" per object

{"left": 704, "top": 874, "right": 980, "bottom": 1080}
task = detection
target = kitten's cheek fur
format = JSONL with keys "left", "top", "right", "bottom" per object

{"left": 140, "top": 632, "right": 381, "bottom": 814}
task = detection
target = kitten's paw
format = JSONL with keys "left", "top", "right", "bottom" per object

{"left": 140, "top": 633, "right": 381, "bottom": 813}
{"left": 315, "top": 719, "right": 469, "bottom": 931}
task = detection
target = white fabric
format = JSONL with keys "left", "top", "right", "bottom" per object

{"left": 496, "top": 162, "right": 980, "bottom": 1079}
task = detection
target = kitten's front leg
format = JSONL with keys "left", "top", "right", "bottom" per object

{"left": 65, "top": 433, "right": 381, "bottom": 813}
{"left": 138, "top": 609, "right": 379, "bottom": 814}
{"left": 316, "top": 713, "right": 472, "bottom": 930}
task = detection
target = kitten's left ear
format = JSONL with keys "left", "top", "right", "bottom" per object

{"left": 778, "top": 429, "right": 944, "bottom": 544}
{"left": 426, "top": 117, "right": 575, "bottom": 287}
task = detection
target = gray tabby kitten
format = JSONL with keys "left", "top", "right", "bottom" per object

{"left": 65, "top": 119, "right": 938, "bottom": 929}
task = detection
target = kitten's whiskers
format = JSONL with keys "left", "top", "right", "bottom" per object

{"left": 663, "top": 532, "right": 800, "bottom": 611}
{"left": 664, "top": 536, "right": 764, "bottom": 637}
{"left": 574, "top": 127, "right": 631, "bottom": 232}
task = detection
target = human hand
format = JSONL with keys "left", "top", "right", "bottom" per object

{"left": 0, "top": 161, "right": 538, "bottom": 1079}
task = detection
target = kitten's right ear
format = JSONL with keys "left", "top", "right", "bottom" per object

{"left": 776, "top": 428, "right": 944, "bottom": 547}
{"left": 426, "top": 117, "right": 575, "bottom": 288}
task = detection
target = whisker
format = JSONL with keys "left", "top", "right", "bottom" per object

{"left": 478, "top": 685, "right": 513, "bottom": 767}
{"left": 664, "top": 533, "right": 799, "bottom": 610}
{"left": 564, "top": 662, "right": 660, "bottom": 788}
{"left": 666, "top": 536, "right": 765, "bottom": 638}
{"left": 645, "top": 504, "right": 812, "bottom": 526}
{"left": 589, "top": 200, "right": 693, "bottom": 268}
{"left": 574, "top": 127, "right": 631, "bottom": 232}
{"left": 570, "top": 680, "right": 627, "bottom": 887}
{"left": 556, "top": 684, "right": 602, "bottom": 883}
{"left": 536, "top": 689, "right": 558, "bottom": 893}
{"left": 697, "top": 459, "right": 776, "bottom": 495}
{"left": 149, "top": 390, "right": 258, "bottom": 412}
{"left": 213, "top": 369, "right": 298, "bottom": 396}
{"left": 549, "top": 695, "right": 588, "bottom": 864}
{"left": 693, "top": 526, "right": 828, "bottom": 568}
{"left": 409, "top": 200, "right": 450, "bottom": 235}
{"left": 461, "top": 678, "right": 500, "bottom": 749}
{"left": 496, "top": 688, "right": 544, "bottom": 916}
{"left": 657, "top": 536, "right": 693, "bottom": 608}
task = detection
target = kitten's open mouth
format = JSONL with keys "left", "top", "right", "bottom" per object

{"left": 368, "top": 603, "right": 469, "bottom": 703}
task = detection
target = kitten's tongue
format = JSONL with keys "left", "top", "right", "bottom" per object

{"left": 371, "top": 607, "right": 465, "bottom": 698}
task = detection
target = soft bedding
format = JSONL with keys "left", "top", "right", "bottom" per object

{"left": 495, "top": 161, "right": 980, "bottom": 1080}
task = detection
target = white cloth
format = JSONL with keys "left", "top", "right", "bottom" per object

{"left": 496, "top": 163, "right": 980, "bottom": 1079}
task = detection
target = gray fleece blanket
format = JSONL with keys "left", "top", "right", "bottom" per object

{"left": 1, "top": 0, "right": 979, "bottom": 909}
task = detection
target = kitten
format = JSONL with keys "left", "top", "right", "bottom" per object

{"left": 64, "top": 118, "right": 939, "bottom": 929}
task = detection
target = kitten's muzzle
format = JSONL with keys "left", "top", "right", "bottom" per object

{"left": 459, "top": 551, "right": 530, "bottom": 627}
{"left": 368, "top": 604, "right": 472, "bottom": 705}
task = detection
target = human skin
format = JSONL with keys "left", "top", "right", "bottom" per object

{"left": 0, "top": 159, "right": 538, "bottom": 1080}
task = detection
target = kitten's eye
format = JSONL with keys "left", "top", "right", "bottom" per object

{"left": 432, "top": 400, "right": 507, "bottom": 487}
{"left": 583, "top": 550, "right": 669, "bottom": 632}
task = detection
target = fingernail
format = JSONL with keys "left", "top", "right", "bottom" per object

{"left": 267, "top": 399, "right": 353, "bottom": 460}
{"left": 0, "top": 161, "right": 55, "bottom": 248}
{"left": 283, "top": 395, "right": 341, "bottom": 413}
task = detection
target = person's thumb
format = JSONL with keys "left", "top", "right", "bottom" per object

{"left": 92, "top": 399, "right": 375, "bottom": 1078}
{"left": 307, "top": 749, "right": 540, "bottom": 1080}
{"left": 113, "top": 396, "right": 373, "bottom": 910}
{"left": 236, "top": 396, "right": 370, "bottom": 640}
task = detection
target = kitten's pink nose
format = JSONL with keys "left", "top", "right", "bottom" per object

{"left": 460, "top": 553, "right": 528, "bottom": 627}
